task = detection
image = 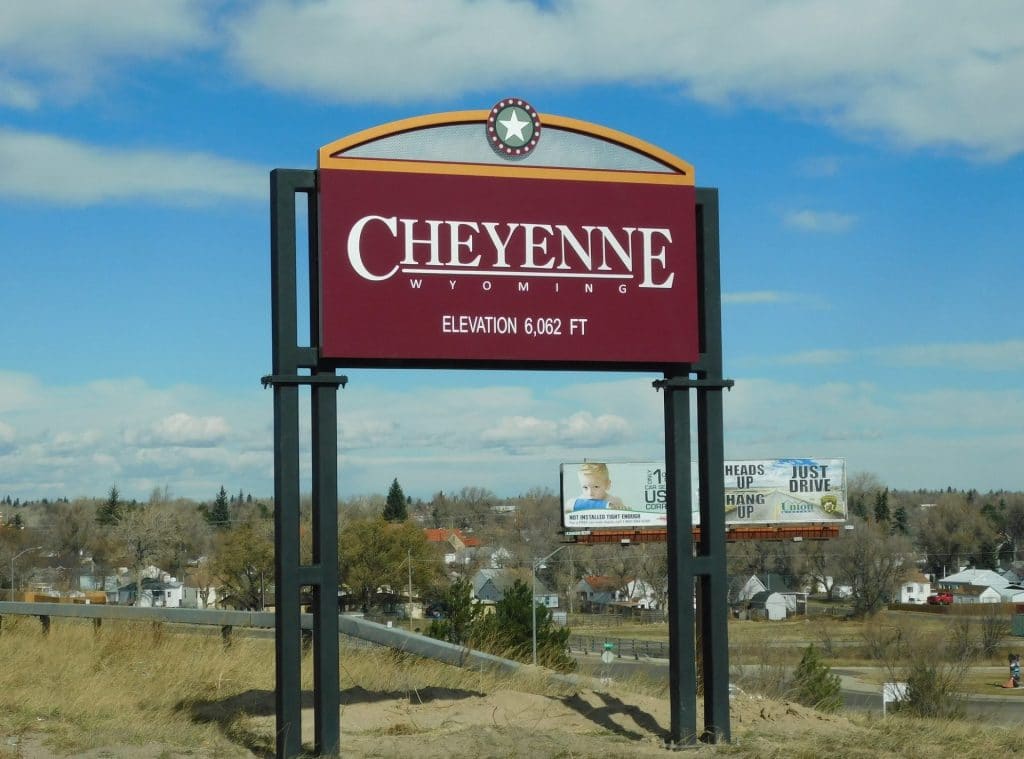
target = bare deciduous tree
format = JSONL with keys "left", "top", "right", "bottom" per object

{"left": 112, "top": 506, "right": 176, "bottom": 605}
{"left": 835, "top": 519, "right": 913, "bottom": 616}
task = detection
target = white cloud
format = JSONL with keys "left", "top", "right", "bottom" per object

{"left": 2, "top": 357, "right": 1024, "bottom": 500}
{"left": 340, "top": 418, "right": 400, "bottom": 450}
{"left": 0, "top": 1, "right": 210, "bottom": 107}
{"left": 480, "top": 416, "right": 559, "bottom": 447}
{"left": 784, "top": 209, "right": 857, "bottom": 232}
{"left": 225, "top": 0, "right": 1024, "bottom": 159}
{"left": 560, "top": 411, "right": 631, "bottom": 446}
{"left": 0, "top": 129, "right": 266, "bottom": 205}
{"left": 0, "top": 371, "right": 268, "bottom": 500}
{"left": 126, "top": 413, "right": 231, "bottom": 448}
{"left": 479, "top": 410, "right": 629, "bottom": 450}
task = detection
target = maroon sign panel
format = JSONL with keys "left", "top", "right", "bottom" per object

{"left": 318, "top": 168, "right": 698, "bottom": 366}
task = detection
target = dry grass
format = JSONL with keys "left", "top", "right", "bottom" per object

{"left": 0, "top": 616, "right": 581, "bottom": 757}
{"left": 3, "top": 613, "right": 1024, "bottom": 758}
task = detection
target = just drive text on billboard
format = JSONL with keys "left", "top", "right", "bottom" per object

{"left": 317, "top": 169, "right": 698, "bottom": 366}
{"left": 561, "top": 459, "right": 847, "bottom": 530}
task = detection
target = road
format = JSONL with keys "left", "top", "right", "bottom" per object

{"left": 573, "top": 655, "right": 1024, "bottom": 725}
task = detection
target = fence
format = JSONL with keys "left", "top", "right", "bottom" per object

{"left": 887, "top": 601, "right": 1020, "bottom": 616}
{"left": 569, "top": 633, "right": 669, "bottom": 659}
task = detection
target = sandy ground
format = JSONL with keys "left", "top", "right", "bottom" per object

{"left": 289, "top": 685, "right": 850, "bottom": 758}
{"left": 3, "top": 685, "right": 849, "bottom": 758}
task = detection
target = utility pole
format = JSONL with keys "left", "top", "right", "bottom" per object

{"left": 407, "top": 549, "right": 413, "bottom": 631}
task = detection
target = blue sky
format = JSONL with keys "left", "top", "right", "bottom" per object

{"left": 1, "top": 1, "right": 1022, "bottom": 502}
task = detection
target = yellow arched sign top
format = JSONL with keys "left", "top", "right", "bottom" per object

{"left": 318, "top": 110, "right": 694, "bottom": 186}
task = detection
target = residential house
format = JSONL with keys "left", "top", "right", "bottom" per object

{"left": 899, "top": 573, "right": 932, "bottom": 604}
{"left": 997, "top": 584, "right": 1024, "bottom": 603}
{"left": 575, "top": 575, "right": 620, "bottom": 612}
{"left": 117, "top": 577, "right": 184, "bottom": 607}
{"left": 424, "top": 527, "right": 482, "bottom": 565}
{"left": 802, "top": 576, "right": 853, "bottom": 600}
{"left": 471, "top": 568, "right": 514, "bottom": 606}
{"left": 621, "top": 578, "right": 660, "bottom": 610}
{"left": 937, "top": 568, "right": 1010, "bottom": 595}
{"left": 1000, "top": 564, "right": 1024, "bottom": 585}
{"left": 534, "top": 582, "right": 559, "bottom": 609}
{"left": 951, "top": 584, "right": 1002, "bottom": 604}
{"left": 736, "top": 574, "right": 806, "bottom": 615}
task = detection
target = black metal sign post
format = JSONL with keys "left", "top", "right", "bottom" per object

{"left": 656, "top": 189, "right": 732, "bottom": 744}
{"left": 265, "top": 169, "right": 344, "bottom": 758}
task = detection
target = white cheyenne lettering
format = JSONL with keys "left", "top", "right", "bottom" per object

{"left": 346, "top": 216, "right": 674, "bottom": 288}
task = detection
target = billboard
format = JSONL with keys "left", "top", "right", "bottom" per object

{"left": 316, "top": 106, "right": 698, "bottom": 368}
{"left": 561, "top": 458, "right": 847, "bottom": 530}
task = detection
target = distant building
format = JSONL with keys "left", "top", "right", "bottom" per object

{"left": 117, "top": 578, "right": 184, "bottom": 607}
{"left": 747, "top": 591, "right": 787, "bottom": 621}
{"left": 938, "top": 568, "right": 1010, "bottom": 593}
{"left": 900, "top": 573, "right": 932, "bottom": 604}
{"left": 736, "top": 574, "right": 806, "bottom": 615}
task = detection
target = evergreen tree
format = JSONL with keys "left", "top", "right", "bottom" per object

{"left": 792, "top": 644, "right": 842, "bottom": 713}
{"left": 874, "top": 488, "right": 890, "bottom": 524}
{"left": 206, "top": 486, "right": 231, "bottom": 529}
{"left": 383, "top": 478, "right": 408, "bottom": 522}
{"left": 891, "top": 504, "right": 909, "bottom": 535}
{"left": 96, "top": 485, "right": 123, "bottom": 526}
{"left": 474, "top": 580, "right": 575, "bottom": 672}
{"left": 427, "top": 578, "right": 484, "bottom": 645}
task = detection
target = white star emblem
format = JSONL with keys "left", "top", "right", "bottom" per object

{"left": 499, "top": 110, "right": 530, "bottom": 143}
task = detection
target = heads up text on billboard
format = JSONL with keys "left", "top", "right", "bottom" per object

{"left": 316, "top": 102, "right": 698, "bottom": 368}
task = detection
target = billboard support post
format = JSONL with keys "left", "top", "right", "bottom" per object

{"left": 654, "top": 189, "right": 731, "bottom": 744}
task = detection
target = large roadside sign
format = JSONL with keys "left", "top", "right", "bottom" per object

{"left": 561, "top": 458, "right": 847, "bottom": 530}
{"left": 316, "top": 100, "right": 698, "bottom": 369}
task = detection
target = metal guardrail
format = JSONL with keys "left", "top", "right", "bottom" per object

{"left": 0, "top": 602, "right": 584, "bottom": 685}
{"left": 0, "top": 601, "right": 278, "bottom": 627}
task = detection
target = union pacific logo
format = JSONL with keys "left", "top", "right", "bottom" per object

{"left": 486, "top": 98, "right": 541, "bottom": 159}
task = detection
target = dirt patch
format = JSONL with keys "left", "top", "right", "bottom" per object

{"left": 228, "top": 686, "right": 853, "bottom": 757}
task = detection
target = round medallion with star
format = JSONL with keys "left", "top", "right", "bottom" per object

{"left": 486, "top": 98, "right": 541, "bottom": 159}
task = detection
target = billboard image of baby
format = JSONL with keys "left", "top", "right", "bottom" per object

{"left": 564, "top": 462, "right": 625, "bottom": 512}
{"left": 561, "top": 462, "right": 668, "bottom": 530}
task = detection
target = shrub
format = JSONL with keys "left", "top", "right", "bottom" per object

{"left": 897, "top": 660, "right": 966, "bottom": 718}
{"left": 979, "top": 606, "right": 1011, "bottom": 659}
{"left": 791, "top": 644, "right": 842, "bottom": 713}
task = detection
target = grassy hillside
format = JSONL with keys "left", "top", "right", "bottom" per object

{"left": 1, "top": 614, "right": 1023, "bottom": 758}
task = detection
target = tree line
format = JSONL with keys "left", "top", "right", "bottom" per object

{"left": 4, "top": 475, "right": 1024, "bottom": 625}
